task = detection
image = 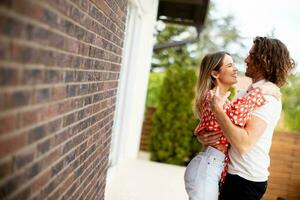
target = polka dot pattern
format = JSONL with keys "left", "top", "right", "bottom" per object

{"left": 194, "top": 87, "right": 267, "bottom": 184}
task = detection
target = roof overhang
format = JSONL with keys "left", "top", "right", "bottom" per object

{"left": 157, "top": 0, "right": 210, "bottom": 36}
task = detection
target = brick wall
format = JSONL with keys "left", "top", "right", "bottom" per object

{"left": 139, "top": 107, "right": 156, "bottom": 151}
{"left": 0, "top": 0, "right": 127, "bottom": 199}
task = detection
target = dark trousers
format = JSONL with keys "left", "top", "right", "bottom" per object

{"left": 219, "top": 173, "right": 268, "bottom": 200}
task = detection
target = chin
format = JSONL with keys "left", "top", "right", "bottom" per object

{"left": 231, "top": 81, "right": 238, "bottom": 86}
{"left": 245, "top": 71, "right": 252, "bottom": 78}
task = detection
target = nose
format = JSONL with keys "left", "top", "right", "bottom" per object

{"left": 233, "top": 64, "right": 238, "bottom": 72}
{"left": 244, "top": 56, "right": 249, "bottom": 63}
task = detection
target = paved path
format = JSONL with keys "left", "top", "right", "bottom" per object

{"left": 105, "top": 152, "right": 188, "bottom": 200}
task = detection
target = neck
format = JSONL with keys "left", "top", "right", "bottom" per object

{"left": 215, "top": 84, "right": 230, "bottom": 97}
{"left": 252, "top": 74, "right": 265, "bottom": 83}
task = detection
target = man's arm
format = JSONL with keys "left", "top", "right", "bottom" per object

{"left": 212, "top": 107, "right": 267, "bottom": 155}
{"left": 210, "top": 87, "right": 268, "bottom": 155}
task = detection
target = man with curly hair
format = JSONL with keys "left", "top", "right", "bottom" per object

{"left": 197, "top": 36, "right": 295, "bottom": 200}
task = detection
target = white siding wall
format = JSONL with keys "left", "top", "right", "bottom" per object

{"left": 107, "top": 0, "right": 158, "bottom": 177}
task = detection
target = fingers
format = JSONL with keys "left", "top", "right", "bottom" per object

{"left": 215, "top": 86, "right": 220, "bottom": 96}
{"left": 205, "top": 134, "right": 221, "bottom": 144}
{"left": 197, "top": 135, "right": 220, "bottom": 146}
{"left": 197, "top": 131, "right": 221, "bottom": 146}
{"left": 204, "top": 131, "right": 221, "bottom": 137}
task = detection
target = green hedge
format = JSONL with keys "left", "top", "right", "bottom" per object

{"left": 149, "top": 65, "right": 202, "bottom": 166}
{"left": 281, "top": 75, "right": 300, "bottom": 132}
{"left": 146, "top": 72, "right": 166, "bottom": 107}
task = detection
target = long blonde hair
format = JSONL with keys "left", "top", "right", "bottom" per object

{"left": 194, "top": 51, "right": 230, "bottom": 119}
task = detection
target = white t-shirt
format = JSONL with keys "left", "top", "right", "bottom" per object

{"left": 228, "top": 80, "right": 282, "bottom": 182}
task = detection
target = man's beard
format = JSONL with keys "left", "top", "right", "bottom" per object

{"left": 245, "top": 65, "right": 254, "bottom": 78}
{"left": 245, "top": 69, "right": 252, "bottom": 78}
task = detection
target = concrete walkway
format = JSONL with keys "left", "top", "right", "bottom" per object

{"left": 105, "top": 152, "right": 188, "bottom": 200}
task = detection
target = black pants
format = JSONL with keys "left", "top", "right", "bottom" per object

{"left": 219, "top": 173, "right": 268, "bottom": 200}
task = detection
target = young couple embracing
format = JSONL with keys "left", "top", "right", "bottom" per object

{"left": 184, "top": 36, "right": 295, "bottom": 200}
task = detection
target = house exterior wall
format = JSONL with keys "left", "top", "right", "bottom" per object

{"left": 0, "top": 0, "right": 127, "bottom": 199}
{"left": 108, "top": 0, "right": 158, "bottom": 169}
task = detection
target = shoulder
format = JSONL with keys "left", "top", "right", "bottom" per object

{"left": 255, "top": 94, "right": 282, "bottom": 111}
{"left": 251, "top": 95, "right": 282, "bottom": 124}
{"left": 256, "top": 81, "right": 281, "bottom": 100}
{"left": 264, "top": 95, "right": 282, "bottom": 107}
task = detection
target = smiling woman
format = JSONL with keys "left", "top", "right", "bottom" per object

{"left": 185, "top": 51, "right": 242, "bottom": 200}
{"left": 194, "top": 51, "right": 237, "bottom": 119}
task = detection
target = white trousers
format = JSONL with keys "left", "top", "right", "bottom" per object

{"left": 184, "top": 146, "right": 225, "bottom": 200}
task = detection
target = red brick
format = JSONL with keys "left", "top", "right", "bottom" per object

{"left": 0, "top": 67, "right": 20, "bottom": 86}
{"left": 51, "top": 86, "right": 67, "bottom": 101}
{"left": 0, "top": 157, "right": 13, "bottom": 179}
{"left": 0, "top": 0, "right": 126, "bottom": 198}
{"left": 19, "top": 108, "right": 40, "bottom": 128}
{"left": 45, "top": 69, "right": 63, "bottom": 84}
{"left": 47, "top": 0, "right": 68, "bottom": 14}
{"left": 47, "top": 118, "right": 63, "bottom": 134}
{"left": 71, "top": 0, "right": 89, "bottom": 11}
{"left": 13, "top": 145, "right": 35, "bottom": 171}
{"left": 0, "top": 39, "right": 11, "bottom": 61}
{"left": 22, "top": 69, "right": 44, "bottom": 85}
{"left": 39, "top": 104, "right": 59, "bottom": 121}
{"left": 9, "top": 186, "right": 31, "bottom": 200}
{"left": 13, "top": 0, "right": 42, "bottom": 19}
{"left": 3, "top": 90, "right": 32, "bottom": 111}
{"left": 47, "top": 171, "right": 75, "bottom": 200}
{"left": 0, "top": 114, "right": 18, "bottom": 135}
{"left": 0, "top": 167, "right": 27, "bottom": 198}
{"left": 0, "top": 133, "right": 27, "bottom": 159}
{"left": 28, "top": 124, "right": 48, "bottom": 144}
{"left": 31, "top": 168, "right": 50, "bottom": 193}
{"left": 37, "top": 137, "right": 53, "bottom": 156}
{"left": 41, "top": 147, "right": 62, "bottom": 168}
{"left": 33, "top": 88, "right": 50, "bottom": 104}
{"left": 0, "top": 13, "right": 26, "bottom": 39}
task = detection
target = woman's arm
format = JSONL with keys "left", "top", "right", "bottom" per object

{"left": 196, "top": 131, "right": 221, "bottom": 146}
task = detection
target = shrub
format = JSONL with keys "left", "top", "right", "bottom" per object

{"left": 146, "top": 72, "right": 166, "bottom": 107}
{"left": 149, "top": 65, "right": 201, "bottom": 165}
{"left": 281, "top": 75, "right": 300, "bottom": 132}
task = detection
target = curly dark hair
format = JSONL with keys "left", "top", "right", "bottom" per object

{"left": 252, "top": 36, "right": 295, "bottom": 87}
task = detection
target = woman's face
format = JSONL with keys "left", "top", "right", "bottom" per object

{"left": 214, "top": 54, "right": 238, "bottom": 87}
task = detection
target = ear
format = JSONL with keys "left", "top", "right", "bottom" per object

{"left": 211, "top": 70, "right": 219, "bottom": 79}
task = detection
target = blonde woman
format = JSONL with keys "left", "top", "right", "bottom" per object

{"left": 184, "top": 51, "right": 278, "bottom": 200}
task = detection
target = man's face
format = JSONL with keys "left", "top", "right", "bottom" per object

{"left": 244, "top": 45, "right": 256, "bottom": 78}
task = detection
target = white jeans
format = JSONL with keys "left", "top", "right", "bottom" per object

{"left": 184, "top": 146, "right": 225, "bottom": 200}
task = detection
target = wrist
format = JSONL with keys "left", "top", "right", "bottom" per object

{"left": 212, "top": 104, "right": 223, "bottom": 115}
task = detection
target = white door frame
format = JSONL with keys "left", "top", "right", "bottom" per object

{"left": 107, "top": 0, "right": 158, "bottom": 175}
